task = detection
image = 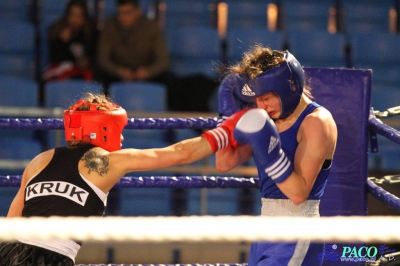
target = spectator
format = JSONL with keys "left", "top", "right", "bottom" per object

{"left": 96, "top": 0, "right": 173, "bottom": 90}
{"left": 43, "top": 0, "right": 97, "bottom": 82}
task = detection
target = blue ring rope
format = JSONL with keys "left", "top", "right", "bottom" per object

{"left": 369, "top": 117, "right": 400, "bottom": 145}
{"left": 367, "top": 179, "right": 400, "bottom": 212}
{"left": 1, "top": 117, "right": 400, "bottom": 211}
{"left": 0, "top": 117, "right": 217, "bottom": 130}
{"left": 0, "top": 175, "right": 259, "bottom": 189}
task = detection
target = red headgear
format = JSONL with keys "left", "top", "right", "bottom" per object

{"left": 63, "top": 100, "right": 128, "bottom": 152}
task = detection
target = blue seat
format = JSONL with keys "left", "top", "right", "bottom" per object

{"left": 350, "top": 33, "right": 400, "bottom": 65}
{"left": 167, "top": 26, "right": 221, "bottom": 78}
{"left": 341, "top": 2, "right": 393, "bottom": 34}
{"left": 44, "top": 80, "right": 104, "bottom": 108}
{"left": 0, "top": 0, "right": 32, "bottom": 22}
{"left": 226, "top": 27, "right": 284, "bottom": 63}
{"left": 0, "top": 76, "right": 42, "bottom": 155}
{"left": 0, "top": 56, "right": 35, "bottom": 79}
{"left": 286, "top": 30, "right": 347, "bottom": 68}
{"left": 108, "top": 81, "right": 170, "bottom": 148}
{"left": 0, "top": 20, "right": 36, "bottom": 79}
{"left": 119, "top": 187, "right": 171, "bottom": 216}
{"left": 0, "top": 21, "right": 35, "bottom": 54}
{"left": 225, "top": 1, "right": 272, "bottom": 29}
{"left": 187, "top": 188, "right": 238, "bottom": 215}
{"left": 108, "top": 81, "right": 167, "bottom": 112}
{"left": 350, "top": 32, "right": 400, "bottom": 86}
{"left": 164, "top": 0, "right": 211, "bottom": 29}
{"left": 0, "top": 76, "right": 39, "bottom": 107}
{"left": 0, "top": 137, "right": 42, "bottom": 161}
{"left": 280, "top": 0, "right": 333, "bottom": 32}
{"left": 370, "top": 85, "right": 400, "bottom": 113}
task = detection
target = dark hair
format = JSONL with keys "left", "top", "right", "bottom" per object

{"left": 229, "top": 45, "right": 285, "bottom": 79}
{"left": 117, "top": 0, "right": 139, "bottom": 8}
{"left": 64, "top": 0, "right": 90, "bottom": 19}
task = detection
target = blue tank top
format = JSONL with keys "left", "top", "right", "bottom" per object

{"left": 257, "top": 102, "right": 331, "bottom": 199}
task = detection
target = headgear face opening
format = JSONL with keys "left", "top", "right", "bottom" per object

{"left": 236, "top": 50, "right": 304, "bottom": 119}
{"left": 63, "top": 100, "right": 128, "bottom": 152}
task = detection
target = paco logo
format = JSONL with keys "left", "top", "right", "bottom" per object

{"left": 318, "top": 244, "right": 397, "bottom": 263}
{"left": 342, "top": 246, "right": 378, "bottom": 258}
{"left": 26, "top": 181, "right": 89, "bottom": 206}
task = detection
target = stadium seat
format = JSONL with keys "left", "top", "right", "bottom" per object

{"left": 0, "top": 0, "right": 32, "bottom": 22}
{"left": 164, "top": 0, "right": 211, "bottom": 30}
{"left": 280, "top": 0, "right": 333, "bottom": 32}
{"left": 341, "top": 2, "right": 394, "bottom": 34}
{"left": 226, "top": 27, "right": 284, "bottom": 63}
{"left": 119, "top": 187, "right": 171, "bottom": 216}
{"left": 0, "top": 76, "right": 39, "bottom": 107}
{"left": 225, "top": 1, "right": 272, "bottom": 29}
{"left": 0, "top": 20, "right": 36, "bottom": 79}
{"left": 349, "top": 32, "right": 400, "bottom": 86}
{"left": 0, "top": 137, "right": 42, "bottom": 161}
{"left": 44, "top": 80, "right": 104, "bottom": 108}
{"left": 108, "top": 81, "right": 167, "bottom": 112}
{"left": 167, "top": 26, "right": 221, "bottom": 78}
{"left": 286, "top": 30, "right": 347, "bottom": 68}
{"left": 0, "top": 78, "right": 43, "bottom": 154}
{"left": 108, "top": 81, "right": 170, "bottom": 150}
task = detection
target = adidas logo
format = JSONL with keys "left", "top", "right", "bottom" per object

{"left": 242, "top": 84, "right": 255, "bottom": 96}
{"left": 268, "top": 136, "right": 279, "bottom": 153}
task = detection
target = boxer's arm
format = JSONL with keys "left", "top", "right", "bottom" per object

{"left": 215, "top": 145, "right": 253, "bottom": 172}
{"left": 7, "top": 168, "right": 30, "bottom": 217}
{"left": 276, "top": 110, "right": 337, "bottom": 204}
{"left": 7, "top": 188, "right": 25, "bottom": 217}
{"left": 95, "top": 110, "right": 253, "bottom": 192}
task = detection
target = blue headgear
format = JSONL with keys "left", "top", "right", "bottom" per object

{"left": 236, "top": 50, "right": 304, "bottom": 119}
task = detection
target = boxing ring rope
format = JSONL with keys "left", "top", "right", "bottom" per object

{"left": 1, "top": 215, "right": 400, "bottom": 243}
{"left": 1, "top": 175, "right": 400, "bottom": 213}
{"left": 2, "top": 115, "right": 400, "bottom": 211}
{"left": 1, "top": 113, "right": 400, "bottom": 264}
{"left": 0, "top": 175, "right": 258, "bottom": 188}
{"left": 0, "top": 117, "right": 217, "bottom": 130}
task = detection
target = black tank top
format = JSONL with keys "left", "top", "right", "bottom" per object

{"left": 22, "top": 145, "right": 106, "bottom": 217}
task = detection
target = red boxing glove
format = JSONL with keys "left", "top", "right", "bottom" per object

{"left": 202, "top": 108, "right": 252, "bottom": 152}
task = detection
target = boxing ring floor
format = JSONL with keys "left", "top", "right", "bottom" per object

{"left": 1, "top": 68, "right": 400, "bottom": 265}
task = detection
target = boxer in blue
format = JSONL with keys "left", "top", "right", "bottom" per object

{"left": 216, "top": 46, "right": 338, "bottom": 265}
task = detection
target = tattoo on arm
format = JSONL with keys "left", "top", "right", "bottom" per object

{"left": 81, "top": 150, "right": 109, "bottom": 176}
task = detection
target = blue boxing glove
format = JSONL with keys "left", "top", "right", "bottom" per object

{"left": 217, "top": 73, "right": 255, "bottom": 126}
{"left": 234, "top": 109, "right": 292, "bottom": 183}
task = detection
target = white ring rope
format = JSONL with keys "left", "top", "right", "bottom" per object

{"left": 1, "top": 216, "right": 399, "bottom": 243}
